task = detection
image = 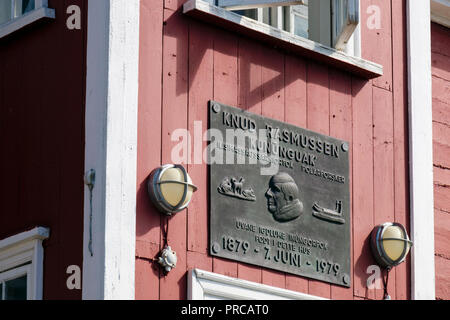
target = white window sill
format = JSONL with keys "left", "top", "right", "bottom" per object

{"left": 0, "top": 7, "right": 55, "bottom": 39}
{"left": 183, "top": 0, "right": 383, "bottom": 79}
{"left": 188, "top": 269, "right": 326, "bottom": 300}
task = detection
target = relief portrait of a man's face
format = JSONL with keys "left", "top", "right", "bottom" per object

{"left": 265, "top": 172, "right": 304, "bottom": 223}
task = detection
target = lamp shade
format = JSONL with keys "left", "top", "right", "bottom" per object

{"left": 370, "top": 223, "right": 412, "bottom": 269}
{"left": 147, "top": 164, "right": 197, "bottom": 215}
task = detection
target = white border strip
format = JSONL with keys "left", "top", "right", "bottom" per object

{"left": 83, "top": 0, "right": 139, "bottom": 300}
{"left": 406, "top": 0, "right": 435, "bottom": 300}
{"left": 188, "top": 269, "right": 325, "bottom": 300}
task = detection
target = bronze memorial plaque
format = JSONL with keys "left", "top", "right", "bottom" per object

{"left": 209, "top": 101, "right": 351, "bottom": 287}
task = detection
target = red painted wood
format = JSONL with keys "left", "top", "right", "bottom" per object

{"left": 392, "top": 0, "right": 410, "bottom": 300}
{"left": 0, "top": 0, "right": 415, "bottom": 302}
{"left": 306, "top": 62, "right": 331, "bottom": 299}
{"left": 261, "top": 49, "right": 285, "bottom": 122}
{"left": 432, "top": 52, "right": 450, "bottom": 81}
{"left": 435, "top": 184, "right": 450, "bottom": 214}
{"left": 434, "top": 143, "right": 450, "bottom": 170}
{"left": 351, "top": 79, "right": 375, "bottom": 300}
{"left": 213, "top": 258, "right": 238, "bottom": 278}
{"left": 307, "top": 63, "right": 329, "bottom": 135}
{"left": 136, "top": 258, "right": 160, "bottom": 300}
{"left": 136, "top": 240, "right": 161, "bottom": 261}
{"left": 41, "top": 245, "right": 60, "bottom": 299}
{"left": 433, "top": 122, "right": 450, "bottom": 147}
{"left": 435, "top": 166, "right": 450, "bottom": 187}
{"left": 329, "top": 69, "right": 354, "bottom": 300}
{"left": 187, "top": 20, "right": 214, "bottom": 259}
{"left": 435, "top": 209, "right": 450, "bottom": 259}
{"left": 435, "top": 255, "right": 450, "bottom": 300}
{"left": 284, "top": 55, "right": 307, "bottom": 127}
{"left": 136, "top": 0, "right": 164, "bottom": 300}
{"left": 284, "top": 54, "right": 309, "bottom": 295}
{"left": 135, "top": 0, "right": 414, "bottom": 301}
{"left": 213, "top": 28, "right": 239, "bottom": 121}
{"left": 159, "top": 8, "right": 189, "bottom": 300}
{"left": 361, "top": 0, "right": 393, "bottom": 91}
{"left": 0, "top": 0, "right": 87, "bottom": 299}
{"left": 236, "top": 37, "right": 263, "bottom": 283}
{"left": 165, "top": 0, "right": 187, "bottom": 11}
{"left": 260, "top": 47, "right": 286, "bottom": 290}
{"left": 432, "top": 22, "right": 450, "bottom": 301}
{"left": 261, "top": 270, "right": 286, "bottom": 289}
{"left": 238, "top": 39, "right": 263, "bottom": 114}
{"left": 57, "top": 2, "right": 86, "bottom": 286}
{"left": 57, "top": 0, "right": 86, "bottom": 296}
{"left": 0, "top": 52, "right": 19, "bottom": 239}
{"left": 185, "top": 7, "right": 381, "bottom": 79}
{"left": 187, "top": 251, "right": 213, "bottom": 271}
{"left": 238, "top": 264, "right": 262, "bottom": 283}
{"left": 214, "top": 29, "right": 239, "bottom": 108}
{"left": 372, "top": 86, "right": 395, "bottom": 300}
{"left": 433, "top": 99, "right": 450, "bottom": 126}
{"left": 431, "top": 23, "right": 450, "bottom": 57}
{"left": 20, "top": 24, "right": 41, "bottom": 235}
{"left": 136, "top": 246, "right": 160, "bottom": 300}
{"left": 212, "top": 27, "right": 239, "bottom": 279}
{"left": 433, "top": 76, "right": 450, "bottom": 106}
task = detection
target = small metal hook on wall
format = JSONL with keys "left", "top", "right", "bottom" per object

{"left": 84, "top": 169, "right": 96, "bottom": 257}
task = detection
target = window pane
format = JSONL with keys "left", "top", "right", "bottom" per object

{"left": 233, "top": 9, "right": 258, "bottom": 20}
{"left": 0, "top": 0, "right": 12, "bottom": 25}
{"left": 14, "top": 0, "right": 34, "bottom": 17}
{"left": 21, "top": 0, "right": 34, "bottom": 14}
{"left": 5, "top": 275, "right": 27, "bottom": 300}
{"left": 233, "top": 2, "right": 314, "bottom": 43}
{"left": 292, "top": 4, "right": 308, "bottom": 38}
{"left": 282, "top": 6, "right": 290, "bottom": 31}
{"left": 235, "top": 7, "right": 279, "bottom": 28}
{"left": 0, "top": 283, "right": 3, "bottom": 300}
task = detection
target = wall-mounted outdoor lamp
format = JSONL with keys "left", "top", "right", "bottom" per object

{"left": 370, "top": 222, "right": 412, "bottom": 269}
{"left": 147, "top": 164, "right": 197, "bottom": 216}
{"left": 147, "top": 164, "right": 197, "bottom": 274}
{"left": 370, "top": 222, "right": 413, "bottom": 299}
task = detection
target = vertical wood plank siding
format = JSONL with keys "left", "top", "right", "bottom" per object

{"left": 431, "top": 22, "right": 450, "bottom": 301}
{"left": 0, "top": 0, "right": 87, "bottom": 299}
{"left": 136, "top": 0, "right": 410, "bottom": 300}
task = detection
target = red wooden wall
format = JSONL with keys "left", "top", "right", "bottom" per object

{"left": 0, "top": 0, "right": 87, "bottom": 299}
{"left": 431, "top": 22, "right": 450, "bottom": 301}
{"left": 136, "top": 0, "right": 410, "bottom": 300}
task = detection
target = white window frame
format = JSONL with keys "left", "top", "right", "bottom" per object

{"left": 219, "top": 0, "right": 360, "bottom": 56}
{"left": 188, "top": 269, "right": 326, "bottom": 300}
{"left": 0, "top": 227, "right": 50, "bottom": 300}
{"left": 0, "top": 0, "right": 55, "bottom": 39}
{"left": 286, "top": 4, "right": 308, "bottom": 38}
{"left": 218, "top": 0, "right": 305, "bottom": 10}
{"left": 0, "top": 264, "right": 33, "bottom": 300}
